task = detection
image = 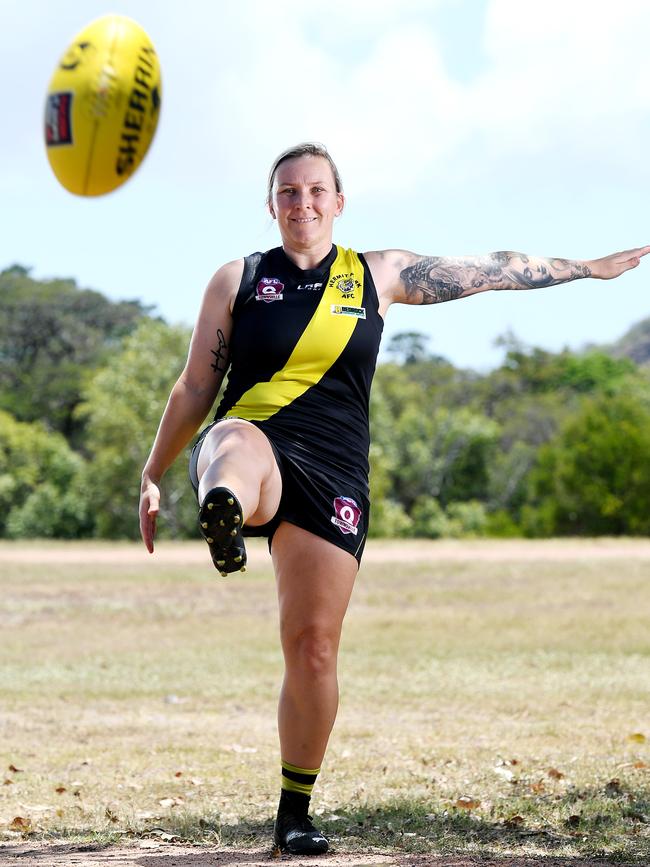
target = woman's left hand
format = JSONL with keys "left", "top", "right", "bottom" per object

{"left": 589, "top": 245, "right": 650, "bottom": 279}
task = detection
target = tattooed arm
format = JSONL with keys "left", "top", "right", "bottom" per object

{"left": 139, "top": 258, "right": 243, "bottom": 551}
{"left": 365, "top": 246, "right": 650, "bottom": 310}
{"left": 399, "top": 251, "right": 592, "bottom": 304}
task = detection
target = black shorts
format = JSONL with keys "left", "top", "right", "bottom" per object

{"left": 189, "top": 419, "right": 369, "bottom": 565}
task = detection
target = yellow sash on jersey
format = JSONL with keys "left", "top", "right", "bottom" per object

{"left": 226, "top": 246, "right": 364, "bottom": 422}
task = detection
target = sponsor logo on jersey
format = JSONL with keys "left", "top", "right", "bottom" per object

{"left": 331, "top": 305, "right": 366, "bottom": 319}
{"left": 255, "top": 277, "right": 284, "bottom": 302}
{"left": 328, "top": 272, "right": 361, "bottom": 299}
{"left": 331, "top": 496, "right": 361, "bottom": 536}
{"left": 45, "top": 92, "right": 74, "bottom": 146}
{"left": 296, "top": 282, "right": 323, "bottom": 291}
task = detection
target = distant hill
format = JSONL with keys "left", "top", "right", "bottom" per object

{"left": 607, "top": 317, "right": 650, "bottom": 365}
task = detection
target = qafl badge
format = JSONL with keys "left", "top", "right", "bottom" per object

{"left": 331, "top": 496, "right": 362, "bottom": 536}
{"left": 255, "top": 277, "right": 284, "bottom": 302}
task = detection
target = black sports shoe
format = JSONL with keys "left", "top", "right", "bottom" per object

{"left": 273, "top": 808, "right": 329, "bottom": 855}
{"left": 198, "top": 487, "right": 246, "bottom": 576}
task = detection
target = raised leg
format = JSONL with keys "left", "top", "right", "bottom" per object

{"left": 195, "top": 418, "right": 281, "bottom": 525}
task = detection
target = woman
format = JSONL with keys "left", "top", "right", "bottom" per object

{"left": 139, "top": 142, "right": 648, "bottom": 855}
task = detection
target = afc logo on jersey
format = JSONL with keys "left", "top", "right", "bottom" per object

{"left": 331, "top": 496, "right": 361, "bottom": 536}
{"left": 328, "top": 271, "right": 361, "bottom": 300}
{"left": 256, "top": 277, "right": 284, "bottom": 302}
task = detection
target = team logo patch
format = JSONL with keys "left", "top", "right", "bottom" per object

{"left": 331, "top": 304, "right": 366, "bottom": 318}
{"left": 331, "top": 496, "right": 361, "bottom": 536}
{"left": 255, "top": 277, "right": 284, "bottom": 302}
{"left": 328, "top": 271, "right": 361, "bottom": 299}
{"left": 45, "top": 92, "right": 73, "bottom": 146}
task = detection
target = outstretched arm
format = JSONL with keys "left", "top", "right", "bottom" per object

{"left": 365, "top": 246, "right": 650, "bottom": 307}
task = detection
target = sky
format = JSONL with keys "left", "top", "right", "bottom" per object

{"left": 2, "top": 0, "right": 649, "bottom": 370}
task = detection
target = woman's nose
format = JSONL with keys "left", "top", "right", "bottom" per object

{"left": 295, "top": 191, "right": 312, "bottom": 209}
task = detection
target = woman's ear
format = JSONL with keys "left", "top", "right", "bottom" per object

{"left": 268, "top": 203, "right": 276, "bottom": 219}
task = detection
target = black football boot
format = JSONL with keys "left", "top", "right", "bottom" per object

{"left": 198, "top": 487, "right": 246, "bottom": 576}
{"left": 273, "top": 789, "right": 329, "bottom": 855}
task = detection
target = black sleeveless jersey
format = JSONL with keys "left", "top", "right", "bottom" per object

{"left": 214, "top": 244, "right": 384, "bottom": 493}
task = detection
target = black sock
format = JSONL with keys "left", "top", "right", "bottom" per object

{"left": 278, "top": 787, "right": 310, "bottom": 818}
{"left": 278, "top": 760, "right": 320, "bottom": 817}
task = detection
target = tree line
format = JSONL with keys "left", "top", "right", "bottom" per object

{"left": 1, "top": 265, "right": 649, "bottom": 540}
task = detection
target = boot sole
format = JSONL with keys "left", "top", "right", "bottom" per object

{"left": 198, "top": 487, "right": 247, "bottom": 576}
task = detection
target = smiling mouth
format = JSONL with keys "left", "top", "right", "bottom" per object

{"left": 291, "top": 217, "right": 317, "bottom": 223}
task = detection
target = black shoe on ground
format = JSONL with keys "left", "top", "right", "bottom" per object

{"left": 198, "top": 487, "right": 246, "bottom": 576}
{"left": 273, "top": 809, "right": 329, "bottom": 855}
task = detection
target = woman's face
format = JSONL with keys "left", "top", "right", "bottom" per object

{"left": 270, "top": 155, "right": 344, "bottom": 250}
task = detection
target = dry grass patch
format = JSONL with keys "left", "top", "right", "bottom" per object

{"left": 0, "top": 539, "right": 648, "bottom": 862}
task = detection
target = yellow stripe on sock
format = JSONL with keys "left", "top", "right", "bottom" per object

{"left": 226, "top": 247, "right": 364, "bottom": 422}
{"left": 282, "top": 777, "right": 315, "bottom": 796}
{"left": 281, "top": 760, "right": 321, "bottom": 796}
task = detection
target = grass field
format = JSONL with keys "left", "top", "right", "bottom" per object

{"left": 0, "top": 539, "right": 649, "bottom": 865}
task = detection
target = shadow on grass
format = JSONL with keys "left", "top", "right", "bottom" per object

{"left": 323, "top": 791, "right": 649, "bottom": 855}
{"left": 1, "top": 787, "right": 647, "bottom": 865}
{"left": 135, "top": 786, "right": 646, "bottom": 862}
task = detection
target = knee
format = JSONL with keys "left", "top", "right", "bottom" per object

{"left": 282, "top": 625, "right": 339, "bottom": 678}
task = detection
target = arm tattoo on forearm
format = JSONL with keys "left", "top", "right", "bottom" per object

{"left": 210, "top": 329, "right": 228, "bottom": 373}
{"left": 399, "top": 252, "right": 592, "bottom": 305}
{"left": 492, "top": 254, "right": 592, "bottom": 291}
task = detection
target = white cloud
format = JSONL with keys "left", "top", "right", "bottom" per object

{"left": 167, "top": 3, "right": 465, "bottom": 196}
{"left": 157, "top": 0, "right": 650, "bottom": 200}
{"left": 10, "top": 0, "right": 648, "bottom": 202}
{"left": 472, "top": 0, "right": 650, "bottom": 169}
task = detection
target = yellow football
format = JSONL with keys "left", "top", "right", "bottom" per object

{"left": 44, "top": 15, "right": 162, "bottom": 196}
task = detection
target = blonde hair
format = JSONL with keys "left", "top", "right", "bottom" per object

{"left": 266, "top": 142, "right": 343, "bottom": 206}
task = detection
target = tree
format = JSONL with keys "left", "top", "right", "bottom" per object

{"left": 608, "top": 316, "right": 650, "bottom": 365}
{"left": 385, "top": 331, "right": 433, "bottom": 365}
{"left": 0, "top": 265, "right": 151, "bottom": 440}
{"left": 391, "top": 405, "right": 500, "bottom": 510}
{"left": 386, "top": 331, "right": 444, "bottom": 364}
{"left": 77, "top": 318, "right": 200, "bottom": 539}
{"left": 498, "top": 341, "right": 636, "bottom": 396}
{"left": 0, "top": 410, "right": 92, "bottom": 538}
{"left": 524, "top": 394, "right": 650, "bottom": 535}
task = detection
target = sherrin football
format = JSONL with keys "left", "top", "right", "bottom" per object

{"left": 44, "top": 15, "right": 162, "bottom": 196}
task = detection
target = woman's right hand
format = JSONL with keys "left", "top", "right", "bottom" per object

{"left": 136, "top": 260, "right": 241, "bottom": 555}
{"left": 139, "top": 476, "right": 161, "bottom": 553}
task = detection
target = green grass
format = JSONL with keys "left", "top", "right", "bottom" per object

{"left": 1, "top": 539, "right": 649, "bottom": 860}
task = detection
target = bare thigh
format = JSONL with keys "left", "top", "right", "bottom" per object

{"left": 195, "top": 418, "right": 282, "bottom": 526}
{"left": 272, "top": 522, "right": 359, "bottom": 646}
{"left": 272, "top": 522, "right": 359, "bottom": 765}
